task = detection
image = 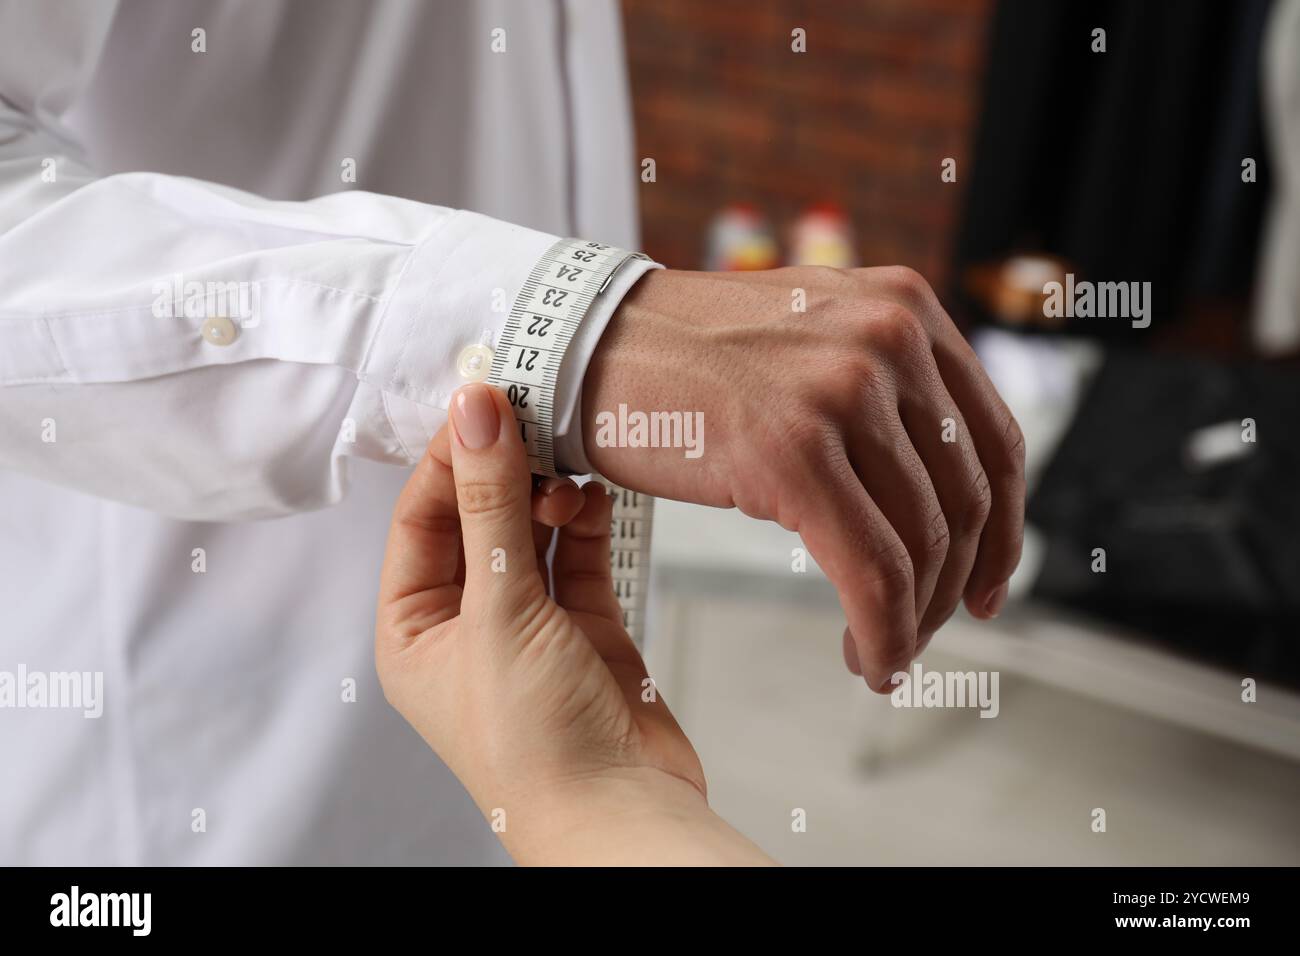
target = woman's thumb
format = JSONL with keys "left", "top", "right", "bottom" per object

{"left": 448, "top": 383, "right": 547, "bottom": 620}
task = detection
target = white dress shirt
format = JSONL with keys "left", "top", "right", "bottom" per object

{"left": 0, "top": 0, "right": 649, "bottom": 863}
{"left": 1254, "top": 0, "right": 1300, "bottom": 353}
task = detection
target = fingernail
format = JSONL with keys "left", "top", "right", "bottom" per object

{"left": 984, "top": 582, "right": 1009, "bottom": 618}
{"left": 538, "top": 477, "right": 569, "bottom": 496}
{"left": 451, "top": 384, "right": 499, "bottom": 450}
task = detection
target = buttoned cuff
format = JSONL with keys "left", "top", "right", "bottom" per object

{"left": 362, "top": 209, "right": 660, "bottom": 473}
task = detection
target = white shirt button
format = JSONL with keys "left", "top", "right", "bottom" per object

{"left": 200, "top": 316, "right": 239, "bottom": 346}
{"left": 456, "top": 343, "right": 493, "bottom": 381}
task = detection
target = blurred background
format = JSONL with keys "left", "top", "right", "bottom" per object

{"left": 622, "top": 0, "right": 1300, "bottom": 864}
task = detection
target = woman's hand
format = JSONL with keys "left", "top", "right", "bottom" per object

{"left": 375, "top": 383, "right": 771, "bottom": 865}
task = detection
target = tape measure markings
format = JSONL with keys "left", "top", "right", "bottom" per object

{"left": 610, "top": 485, "right": 653, "bottom": 638}
{"left": 489, "top": 238, "right": 656, "bottom": 646}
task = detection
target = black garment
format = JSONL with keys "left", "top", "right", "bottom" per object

{"left": 953, "top": 0, "right": 1273, "bottom": 335}
{"left": 1029, "top": 350, "right": 1300, "bottom": 685}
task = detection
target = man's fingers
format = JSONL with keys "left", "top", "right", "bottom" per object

{"left": 847, "top": 414, "right": 945, "bottom": 633}
{"left": 859, "top": 266, "right": 1026, "bottom": 618}
{"left": 927, "top": 335, "right": 1025, "bottom": 617}
{"left": 448, "top": 383, "right": 548, "bottom": 623}
{"left": 842, "top": 628, "right": 863, "bottom": 676}
{"left": 799, "top": 453, "right": 917, "bottom": 693}
{"left": 898, "top": 363, "right": 989, "bottom": 649}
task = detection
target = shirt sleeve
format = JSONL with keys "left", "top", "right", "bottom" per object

{"left": 0, "top": 97, "right": 651, "bottom": 520}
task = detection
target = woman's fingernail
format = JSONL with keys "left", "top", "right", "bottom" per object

{"left": 451, "top": 384, "right": 499, "bottom": 450}
{"left": 538, "top": 477, "right": 569, "bottom": 496}
{"left": 984, "top": 582, "right": 1009, "bottom": 618}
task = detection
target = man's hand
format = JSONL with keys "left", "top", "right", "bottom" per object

{"left": 583, "top": 266, "right": 1026, "bottom": 693}
{"left": 375, "top": 383, "right": 771, "bottom": 865}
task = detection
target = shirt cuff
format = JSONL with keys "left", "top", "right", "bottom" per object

{"left": 360, "top": 208, "right": 660, "bottom": 472}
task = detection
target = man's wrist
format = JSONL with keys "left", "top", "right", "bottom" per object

{"left": 581, "top": 270, "right": 735, "bottom": 504}
{"left": 581, "top": 268, "right": 680, "bottom": 485}
{"left": 552, "top": 254, "right": 662, "bottom": 475}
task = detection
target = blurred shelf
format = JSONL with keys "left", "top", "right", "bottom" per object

{"left": 649, "top": 500, "right": 1300, "bottom": 763}
{"left": 940, "top": 603, "right": 1300, "bottom": 763}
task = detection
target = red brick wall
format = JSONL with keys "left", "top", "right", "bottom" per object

{"left": 622, "top": 0, "right": 994, "bottom": 290}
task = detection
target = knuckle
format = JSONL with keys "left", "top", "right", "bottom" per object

{"left": 395, "top": 513, "right": 460, "bottom": 536}
{"left": 1001, "top": 414, "right": 1027, "bottom": 474}
{"left": 958, "top": 468, "right": 993, "bottom": 535}
{"left": 809, "top": 264, "right": 855, "bottom": 288}
{"left": 924, "top": 506, "right": 952, "bottom": 560}
{"left": 496, "top": 578, "right": 555, "bottom": 633}
{"left": 824, "top": 343, "right": 869, "bottom": 383}
{"left": 456, "top": 478, "right": 523, "bottom": 518}
{"left": 870, "top": 303, "right": 927, "bottom": 357}
{"left": 828, "top": 350, "right": 887, "bottom": 413}
{"left": 882, "top": 265, "right": 936, "bottom": 309}
{"left": 866, "top": 544, "right": 915, "bottom": 602}
{"left": 512, "top": 596, "right": 568, "bottom": 657}
{"left": 517, "top": 588, "right": 558, "bottom": 634}
{"left": 783, "top": 415, "right": 837, "bottom": 467}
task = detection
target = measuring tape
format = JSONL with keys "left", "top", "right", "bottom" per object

{"left": 487, "top": 238, "right": 656, "bottom": 646}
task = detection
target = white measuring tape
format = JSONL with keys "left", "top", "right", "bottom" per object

{"left": 487, "top": 238, "right": 655, "bottom": 646}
